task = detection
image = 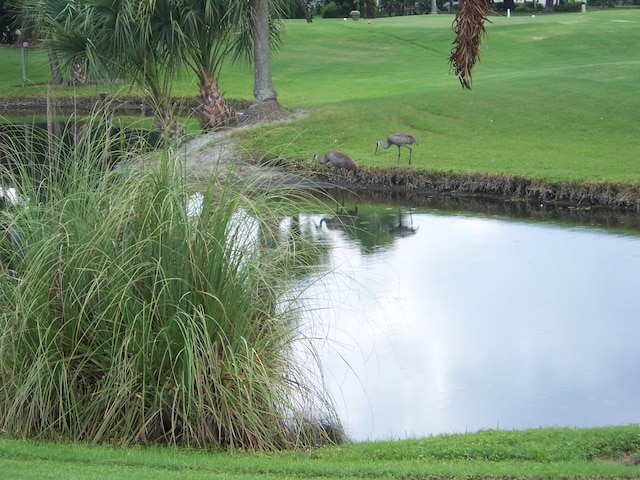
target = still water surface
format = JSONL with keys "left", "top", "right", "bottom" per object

{"left": 289, "top": 195, "right": 640, "bottom": 441}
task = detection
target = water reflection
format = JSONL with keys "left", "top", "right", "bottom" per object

{"left": 293, "top": 192, "right": 640, "bottom": 441}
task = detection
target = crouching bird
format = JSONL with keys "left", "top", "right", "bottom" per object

{"left": 313, "top": 151, "right": 358, "bottom": 180}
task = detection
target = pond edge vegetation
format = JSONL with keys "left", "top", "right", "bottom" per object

{"left": 281, "top": 159, "right": 640, "bottom": 213}
{"left": 0, "top": 111, "right": 345, "bottom": 450}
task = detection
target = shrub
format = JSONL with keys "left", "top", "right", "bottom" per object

{"left": 0, "top": 111, "right": 343, "bottom": 449}
{"left": 322, "top": 1, "right": 340, "bottom": 17}
{"left": 514, "top": 1, "right": 544, "bottom": 12}
{"left": 554, "top": 1, "right": 584, "bottom": 11}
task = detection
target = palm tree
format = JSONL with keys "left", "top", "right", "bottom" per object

{"left": 250, "top": 0, "right": 278, "bottom": 105}
{"left": 177, "top": 0, "right": 242, "bottom": 129}
{"left": 227, "top": 0, "right": 289, "bottom": 123}
{"left": 17, "top": 0, "right": 78, "bottom": 85}
{"left": 49, "top": 0, "right": 183, "bottom": 139}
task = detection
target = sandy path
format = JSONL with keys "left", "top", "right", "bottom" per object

{"left": 178, "top": 110, "right": 322, "bottom": 190}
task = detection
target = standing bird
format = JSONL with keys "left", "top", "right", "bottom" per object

{"left": 314, "top": 150, "right": 358, "bottom": 177}
{"left": 375, "top": 133, "right": 418, "bottom": 165}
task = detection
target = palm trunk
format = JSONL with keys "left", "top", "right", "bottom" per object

{"left": 69, "top": 60, "right": 86, "bottom": 86}
{"left": 300, "top": 0, "right": 313, "bottom": 22}
{"left": 250, "top": 0, "right": 277, "bottom": 104}
{"left": 199, "top": 77, "right": 236, "bottom": 130}
{"left": 47, "top": 48, "right": 63, "bottom": 84}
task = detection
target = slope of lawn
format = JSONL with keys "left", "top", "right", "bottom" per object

{"left": 1, "top": 9, "right": 640, "bottom": 480}
{"left": 2, "top": 10, "right": 639, "bottom": 184}
{"left": 228, "top": 10, "right": 640, "bottom": 185}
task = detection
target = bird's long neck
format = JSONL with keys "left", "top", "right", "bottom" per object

{"left": 378, "top": 142, "right": 391, "bottom": 150}
{"left": 317, "top": 154, "right": 330, "bottom": 165}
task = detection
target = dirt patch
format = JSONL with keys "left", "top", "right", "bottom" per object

{"left": 600, "top": 453, "right": 640, "bottom": 466}
{"left": 179, "top": 106, "right": 318, "bottom": 190}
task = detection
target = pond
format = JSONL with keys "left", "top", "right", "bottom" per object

{"left": 2, "top": 113, "right": 638, "bottom": 442}
{"left": 288, "top": 191, "right": 640, "bottom": 442}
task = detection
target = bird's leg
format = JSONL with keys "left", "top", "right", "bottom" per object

{"left": 397, "top": 146, "right": 401, "bottom": 165}
{"left": 408, "top": 146, "right": 412, "bottom": 165}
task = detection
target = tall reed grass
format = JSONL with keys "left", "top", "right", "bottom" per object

{"left": 0, "top": 109, "right": 342, "bottom": 449}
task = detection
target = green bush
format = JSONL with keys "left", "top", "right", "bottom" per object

{"left": 322, "top": 1, "right": 340, "bottom": 17}
{"left": 514, "top": 1, "right": 544, "bottom": 12}
{"left": 553, "top": 1, "right": 584, "bottom": 11}
{"left": 0, "top": 111, "right": 343, "bottom": 449}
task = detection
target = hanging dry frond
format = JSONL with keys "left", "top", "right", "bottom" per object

{"left": 449, "top": 0, "right": 493, "bottom": 89}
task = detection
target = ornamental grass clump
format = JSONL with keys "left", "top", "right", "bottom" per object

{"left": 0, "top": 113, "right": 342, "bottom": 449}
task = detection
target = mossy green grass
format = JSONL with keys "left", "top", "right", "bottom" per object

{"left": 1, "top": 426, "right": 639, "bottom": 479}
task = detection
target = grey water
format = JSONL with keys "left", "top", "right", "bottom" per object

{"left": 289, "top": 193, "right": 640, "bottom": 442}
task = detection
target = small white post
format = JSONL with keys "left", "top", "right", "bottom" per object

{"left": 507, "top": 8, "right": 511, "bottom": 17}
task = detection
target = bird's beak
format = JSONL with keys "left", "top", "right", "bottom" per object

{"left": 374, "top": 143, "right": 379, "bottom": 154}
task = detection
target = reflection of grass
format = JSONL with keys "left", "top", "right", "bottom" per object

{"left": 0, "top": 112, "right": 341, "bottom": 449}
{"left": 0, "top": 425, "right": 639, "bottom": 478}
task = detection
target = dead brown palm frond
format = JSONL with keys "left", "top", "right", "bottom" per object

{"left": 449, "top": 0, "right": 493, "bottom": 89}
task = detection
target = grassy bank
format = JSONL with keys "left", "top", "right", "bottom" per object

{"left": 1, "top": 426, "right": 639, "bottom": 479}
{"left": 229, "top": 10, "right": 640, "bottom": 209}
{"left": 3, "top": 10, "right": 640, "bottom": 208}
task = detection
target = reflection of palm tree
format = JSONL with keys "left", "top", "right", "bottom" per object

{"left": 388, "top": 209, "right": 418, "bottom": 238}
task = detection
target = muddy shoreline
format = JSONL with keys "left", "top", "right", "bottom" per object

{"left": 3, "top": 96, "right": 640, "bottom": 213}
{"left": 272, "top": 162, "right": 640, "bottom": 213}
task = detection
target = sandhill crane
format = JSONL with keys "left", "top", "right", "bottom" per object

{"left": 375, "top": 133, "right": 418, "bottom": 165}
{"left": 313, "top": 151, "right": 358, "bottom": 180}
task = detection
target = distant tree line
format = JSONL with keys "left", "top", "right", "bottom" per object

{"left": 0, "top": 0, "right": 20, "bottom": 44}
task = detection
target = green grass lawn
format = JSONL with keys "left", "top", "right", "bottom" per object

{"left": 2, "top": 10, "right": 639, "bottom": 184}
{"left": 230, "top": 10, "right": 640, "bottom": 185}
{"left": 1, "top": 426, "right": 639, "bottom": 479}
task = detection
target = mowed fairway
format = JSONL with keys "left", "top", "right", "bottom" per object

{"left": 1, "top": 10, "right": 638, "bottom": 184}
{"left": 226, "top": 10, "right": 640, "bottom": 184}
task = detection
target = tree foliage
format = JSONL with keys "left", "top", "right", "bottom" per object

{"left": 0, "top": 0, "right": 21, "bottom": 44}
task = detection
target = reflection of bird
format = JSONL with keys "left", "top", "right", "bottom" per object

{"left": 375, "top": 134, "right": 418, "bottom": 165}
{"left": 388, "top": 209, "right": 418, "bottom": 238}
{"left": 316, "top": 206, "right": 358, "bottom": 231}
{"left": 314, "top": 151, "right": 358, "bottom": 175}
